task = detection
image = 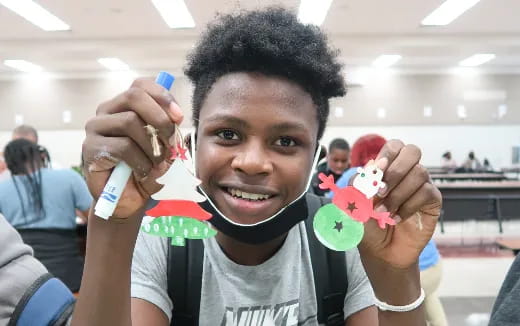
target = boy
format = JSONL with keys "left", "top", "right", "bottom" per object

{"left": 72, "top": 8, "right": 441, "bottom": 326}
{"left": 311, "top": 138, "right": 350, "bottom": 196}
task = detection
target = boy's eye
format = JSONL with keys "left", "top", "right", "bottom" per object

{"left": 217, "top": 130, "right": 239, "bottom": 140}
{"left": 275, "top": 137, "right": 296, "bottom": 147}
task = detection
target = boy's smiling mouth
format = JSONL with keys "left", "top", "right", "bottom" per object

{"left": 215, "top": 184, "right": 280, "bottom": 221}
{"left": 227, "top": 188, "right": 272, "bottom": 201}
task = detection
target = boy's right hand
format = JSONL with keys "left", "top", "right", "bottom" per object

{"left": 82, "top": 78, "right": 184, "bottom": 219}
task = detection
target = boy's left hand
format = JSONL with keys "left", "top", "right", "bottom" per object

{"left": 359, "top": 140, "right": 442, "bottom": 270}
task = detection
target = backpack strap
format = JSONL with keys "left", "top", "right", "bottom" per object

{"left": 8, "top": 273, "right": 75, "bottom": 326}
{"left": 167, "top": 238, "right": 204, "bottom": 326}
{"left": 305, "top": 193, "right": 348, "bottom": 326}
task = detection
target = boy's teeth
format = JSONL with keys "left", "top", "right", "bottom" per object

{"left": 228, "top": 188, "right": 269, "bottom": 201}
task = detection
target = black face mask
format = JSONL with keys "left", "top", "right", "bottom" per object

{"left": 198, "top": 189, "right": 310, "bottom": 244}
{"left": 191, "top": 132, "right": 321, "bottom": 245}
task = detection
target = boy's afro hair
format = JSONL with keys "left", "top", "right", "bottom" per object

{"left": 184, "top": 7, "right": 346, "bottom": 139}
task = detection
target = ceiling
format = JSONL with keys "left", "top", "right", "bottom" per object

{"left": 1, "top": 0, "right": 520, "bottom": 78}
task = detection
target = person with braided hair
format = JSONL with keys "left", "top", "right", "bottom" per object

{"left": 0, "top": 138, "right": 92, "bottom": 291}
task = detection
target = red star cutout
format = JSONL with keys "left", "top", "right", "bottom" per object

{"left": 169, "top": 146, "right": 177, "bottom": 160}
{"left": 168, "top": 145, "right": 188, "bottom": 160}
{"left": 176, "top": 145, "right": 187, "bottom": 160}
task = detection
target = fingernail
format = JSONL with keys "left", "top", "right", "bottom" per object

{"left": 377, "top": 186, "right": 388, "bottom": 197}
{"left": 375, "top": 204, "right": 388, "bottom": 212}
{"left": 376, "top": 157, "right": 389, "bottom": 170}
{"left": 393, "top": 215, "right": 402, "bottom": 224}
{"left": 169, "top": 102, "right": 184, "bottom": 122}
{"left": 163, "top": 90, "right": 174, "bottom": 103}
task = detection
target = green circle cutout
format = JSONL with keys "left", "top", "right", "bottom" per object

{"left": 313, "top": 204, "right": 364, "bottom": 251}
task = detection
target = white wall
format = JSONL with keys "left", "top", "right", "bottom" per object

{"left": 1, "top": 124, "right": 518, "bottom": 169}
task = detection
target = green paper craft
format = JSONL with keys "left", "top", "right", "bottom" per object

{"left": 142, "top": 216, "right": 217, "bottom": 246}
{"left": 313, "top": 204, "right": 364, "bottom": 252}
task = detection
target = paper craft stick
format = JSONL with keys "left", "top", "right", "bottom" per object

{"left": 94, "top": 72, "right": 175, "bottom": 219}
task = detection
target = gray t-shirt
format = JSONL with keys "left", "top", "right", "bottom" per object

{"left": 131, "top": 221, "right": 375, "bottom": 325}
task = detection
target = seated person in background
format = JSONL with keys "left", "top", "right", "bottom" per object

{"left": 440, "top": 151, "right": 457, "bottom": 171}
{"left": 12, "top": 124, "right": 63, "bottom": 169}
{"left": 483, "top": 158, "right": 493, "bottom": 172}
{"left": 418, "top": 241, "right": 448, "bottom": 326}
{"left": 460, "top": 151, "right": 482, "bottom": 172}
{"left": 0, "top": 139, "right": 92, "bottom": 292}
{"left": 0, "top": 152, "right": 10, "bottom": 182}
{"left": 310, "top": 138, "right": 350, "bottom": 196}
{"left": 12, "top": 124, "right": 39, "bottom": 143}
{"left": 332, "top": 133, "right": 448, "bottom": 326}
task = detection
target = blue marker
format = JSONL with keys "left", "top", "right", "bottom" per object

{"left": 94, "top": 71, "right": 175, "bottom": 219}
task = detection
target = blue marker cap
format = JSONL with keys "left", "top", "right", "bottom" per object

{"left": 155, "top": 71, "right": 175, "bottom": 90}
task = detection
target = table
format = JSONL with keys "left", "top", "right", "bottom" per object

{"left": 431, "top": 173, "right": 507, "bottom": 182}
{"left": 436, "top": 181, "right": 520, "bottom": 233}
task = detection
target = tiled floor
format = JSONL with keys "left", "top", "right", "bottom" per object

{"left": 429, "top": 220, "right": 519, "bottom": 325}
{"left": 442, "top": 297, "right": 494, "bottom": 326}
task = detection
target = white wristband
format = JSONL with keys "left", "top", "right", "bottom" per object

{"left": 374, "top": 288, "right": 425, "bottom": 312}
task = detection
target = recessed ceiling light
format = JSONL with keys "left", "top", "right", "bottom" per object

{"left": 3, "top": 59, "right": 43, "bottom": 73}
{"left": 297, "top": 0, "right": 333, "bottom": 26}
{"left": 151, "top": 0, "right": 195, "bottom": 28}
{"left": 372, "top": 55, "right": 402, "bottom": 68}
{"left": 451, "top": 67, "right": 479, "bottom": 77}
{"left": 346, "top": 67, "right": 375, "bottom": 86}
{"left": 421, "top": 0, "right": 481, "bottom": 26}
{"left": 97, "top": 58, "right": 130, "bottom": 71}
{"left": 459, "top": 54, "right": 496, "bottom": 67}
{"left": 0, "top": 0, "right": 70, "bottom": 31}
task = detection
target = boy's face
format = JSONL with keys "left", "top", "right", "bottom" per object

{"left": 327, "top": 148, "right": 349, "bottom": 175}
{"left": 196, "top": 72, "right": 318, "bottom": 225}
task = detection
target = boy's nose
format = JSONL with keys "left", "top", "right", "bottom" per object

{"left": 231, "top": 142, "right": 274, "bottom": 176}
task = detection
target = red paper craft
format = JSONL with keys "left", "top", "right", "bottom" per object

{"left": 318, "top": 173, "right": 395, "bottom": 229}
{"left": 146, "top": 199, "right": 212, "bottom": 221}
{"left": 170, "top": 144, "right": 188, "bottom": 161}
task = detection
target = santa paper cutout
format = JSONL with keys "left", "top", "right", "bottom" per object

{"left": 313, "top": 165, "right": 395, "bottom": 251}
